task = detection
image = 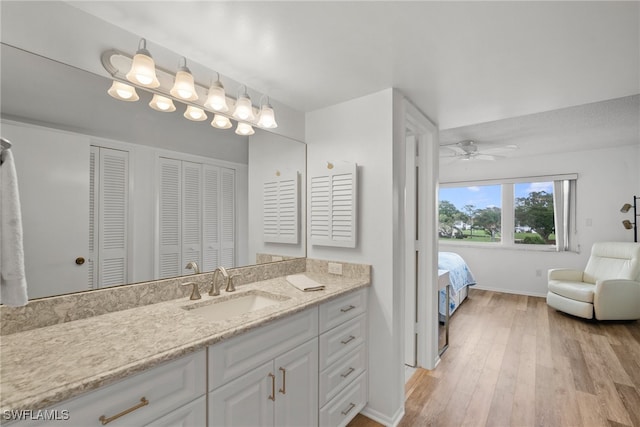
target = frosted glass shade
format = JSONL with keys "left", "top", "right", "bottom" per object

{"left": 204, "top": 82, "right": 229, "bottom": 112}
{"left": 235, "top": 122, "right": 255, "bottom": 136}
{"left": 211, "top": 114, "right": 232, "bottom": 129}
{"left": 184, "top": 106, "right": 208, "bottom": 121}
{"left": 170, "top": 70, "right": 198, "bottom": 101}
{"left": 149, "top": 94, "right": 176, "bottom": 112}
{"left": 232, "top": 94, "right": 255, "bottom": 121}
{"left": 107, "top": 81, "right": 139, "bottom": 102}
{"left": 257, "top": 104, "right": 277, "bottom": 128}
{"left": 125, "top": 53, "right": 160, "bottom": 88}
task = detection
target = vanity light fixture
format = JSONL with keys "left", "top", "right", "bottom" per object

{"left": 232, "top": 85, "right": 256, "bottom": 121}
{"left": 149, "top": 94, "right": 176, "bottom": 112}
{"left": 102, "top": 45, "right": 277, "bottom": 136}
{"left": 184, "top": 105, "right": 208, "bottom": 121}
{"left": 107, "top": 81, "right": 139, "bottom": 102}
{"left": 211, "top": 114, "right": 232, "bottom": 129}
{"left": 125, "top": 38, "right": 160, "bottom": 88}
{"left": 235, "top": 122, "right": 255, "bottom": 136}
{"left": 170, "top": 57, "right": 198, "bottom": 101}
{"left": 204, "top": 74, "right": 229, "bottom": 112}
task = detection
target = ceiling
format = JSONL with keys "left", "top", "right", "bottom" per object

{"left": 68, "top": 1, "right": 639, "bottom": 132}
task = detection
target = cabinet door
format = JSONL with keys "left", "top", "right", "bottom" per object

{"left": 274, "top": 339, "right": 319, "bottom": 427}
{"left": 145, "top": 395, "right": 206, "bottom": 427}
{"left": 209, "top": 361, "right": 275, "bottom": 427}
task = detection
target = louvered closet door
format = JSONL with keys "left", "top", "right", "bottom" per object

{"left": 159, "top": 158, "right": 182, "bottom": 279}
{"left": 88, "top": 148, "right": 98, "bottom": 289}
{"left": 220, "top": 168, "right": 235, "bottom": 268}
{"left": 202, "top": 165, "right": 220, "bottom": 272}
{"left": 182, "top": 161, "right": 202, "bottom": 274}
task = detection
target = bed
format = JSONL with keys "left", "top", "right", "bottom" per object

{"left": 438, "top": 252, "right": 476, "bottom": 320}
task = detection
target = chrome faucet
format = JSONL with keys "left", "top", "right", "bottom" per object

{"left": 210, "top": 266, "right": 233, "bottom": 296}
{"left": 185, "top": 261, "right": 200, "bottom": 274}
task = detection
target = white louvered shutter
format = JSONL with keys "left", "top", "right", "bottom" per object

{"left": 220, "top": 168, "right": 235, "bottom": 268}
{"left": 98, "top": 148, "right": 129, "bottom": 287}
{"left": 263, "top": 173, "right": 298, "bottom": 244}
{"left": 202, "top": 165, "right": 220, "bottom": 271}
{"left": 88, "top": 147, "right": 98, "bottom": 289}
{"left": 158, "top": 158, "right": 182, "bottom": 279}
{"left": 182, "top": 161, "right": 202, "bottom": 274}
{"left": 309, "top": 163, "right": 357, "bottom": 248}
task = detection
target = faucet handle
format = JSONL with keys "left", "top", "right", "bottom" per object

{"left": 226, "top": 275, "right": 239, "bottom": 293}
{"left": 181, "top": 282, "right": 201, "bottom": 300}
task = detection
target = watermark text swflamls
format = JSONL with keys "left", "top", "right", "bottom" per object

{"left": 3, "top": 409, "right": 70, "bottom": 421}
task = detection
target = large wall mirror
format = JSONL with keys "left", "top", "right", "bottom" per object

{"left": 0, "top": 42, "right": 306, "bottom": 301}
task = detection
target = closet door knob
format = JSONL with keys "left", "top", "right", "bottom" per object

{"left": 75, "top": 257, "right": 85, "bottom": 265}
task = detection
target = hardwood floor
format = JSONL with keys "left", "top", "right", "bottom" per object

{"left": 348, "top": 288, "right": 640, "bottom": 427}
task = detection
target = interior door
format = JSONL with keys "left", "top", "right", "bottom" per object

{"left": 3, "top": 122, "right": 90, "bottom": 298}
{"left": 404, "top": 133, "right": 418, "bottom": 367}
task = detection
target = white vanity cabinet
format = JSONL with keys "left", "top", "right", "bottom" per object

{"left": 208, "top": 308, "right": 319, "bottom": 427}
{"left": 6, "top": 351, "right": 206, "bottom": 427}
{"left": 318, "top": 289, "right": 368, "bottom": 427}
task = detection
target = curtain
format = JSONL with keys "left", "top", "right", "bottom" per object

{"left": 553, "top": 179, "right": 577, "bottom": 252}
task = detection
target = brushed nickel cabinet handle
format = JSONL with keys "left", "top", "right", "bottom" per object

{"left": 279, "top": 367, "right": 286, "bottom": 394}
{"left": 268, "top": 373, "right": 276, "bottom": 401}
{"left": 340, "top": 305, "right": 355, "bottom": 313}
{"left": 341, "top": 335, "right": 356, "bottom": 345}
{"left": 99, "top": 397, "right": 149, "bottom": 425}
{"left": 341, "top": 402, "right": 356, "bottom": 416}
{"left": 340, "top": 367, "right": 355, "bottom": 378}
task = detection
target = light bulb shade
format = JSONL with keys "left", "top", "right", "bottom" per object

{"left": 184, "top": 105, "right": 207, "bottom": 121}
{"left": 235, "top": 122, "right": 255, "bottom": 136}
{"left": 211, "top": 114, "right": 232, "bottom": 129}
{"left": 149, "top": 94, "right": 176, "bottom": 112}
{"left": 126, "top": 52, "right": 160, "bottom": 88}
{"left": 623, "top": 219, "right": 634, "bottom": 230}
{"left": 232, "top": 94, "right": 255, "bottom": 121}
{"left": 621, "top": 203, "right": 633, "bottom": 213}
{"left": 107, "top": 81, "right": 139, "bottom": 102}
{"left": 257, "top": 104, "right": 278, "bottom": 128}
{"left": 170, "top": 69, "right": 198, "bottom": 101}
{"left": 204, "top": 82, "right": 229, "bottom": 112}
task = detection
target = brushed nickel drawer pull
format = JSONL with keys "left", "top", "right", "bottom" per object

{"left": 341, "top": 335, "right": 356, "bottom": 345}
{"left": 99, "top": 397, "right": 149, "bottom": 425}
{"left": 341, "top": 367, "right": 355, "bottom": 378}
{"left": 341, "top": 402, "right": 356, "bottom": 416}
{"left": 268, "top": 373, "right": 276, "bottom": 401}
{"left": 279, "top": 367, "right": 287, "bottom": 394}
{"left": 340, "top": 305, "right": 356, "bottom": 313}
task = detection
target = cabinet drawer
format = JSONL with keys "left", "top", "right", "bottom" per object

{"left": 209, "top": 307, "right": 318, "bottom": 390}
{"left": 319, "top": 343, "right": 366, "bottom": 407}
{"left": 319, "top": 289, "right": 367, "bottom": 333}
{"left": 144, "top": 395, "right": 206, "bottom": 427}
{"left": 319, "top": 314, "right": 366, "bottom": 371}
{"left": 319, "top": 372, "right": 367, "bottom": 427}
{"left": 8, "top": 351, "right": 206, "bottom": 427}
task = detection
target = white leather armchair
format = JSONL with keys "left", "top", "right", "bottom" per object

{"left": 546, "top": 242, "right": 640, "bottom": 320}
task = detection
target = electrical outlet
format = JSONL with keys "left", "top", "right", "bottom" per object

{"left": 328, "top": 262, "right": 343, "bottom": 275}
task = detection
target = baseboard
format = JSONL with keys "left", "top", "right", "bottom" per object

{"left": 472, "top": 285, "right": 546, "bottom": 298}
{"left": 360, "top": 403, "right": 405, "bottom": 427}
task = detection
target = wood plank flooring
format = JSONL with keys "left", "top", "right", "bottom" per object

{"left": 347, "top": 288, "right": 640, "bottom": 427}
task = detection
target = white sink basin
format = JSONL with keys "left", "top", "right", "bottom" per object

{"left": 183, "top": 292, "right": 286, "bottom": 322}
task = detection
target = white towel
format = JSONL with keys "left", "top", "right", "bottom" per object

{"left": 286, "top": 274, "right": 325, "bottom": 292}
{"left": 1, "top": 149, "right": 28, "bottom": 306}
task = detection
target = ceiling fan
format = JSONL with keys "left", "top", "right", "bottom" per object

{"left": 439, "top": 140, "right": 518, "bottom": 162}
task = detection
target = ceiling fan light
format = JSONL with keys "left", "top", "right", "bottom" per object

{"left": 204, "top": 80, "right": 229, "bottom": 112}
{"left": 235, "top": 122, "right": 255, "bottom": 136}
{"left": 170, "top": 58, "right": 198, "bottom": 101}
{"left": 211, "top": 114, "right": 232, "bottom": 129}
{"left": 232, "top": 92, "right": 255, "bottom": 121}
{"left": 149, "top": 94, "right": 176, "bottom": 112}
{"left": 257, "top": 104, "right": 277, "bottom": 128}
{"left": 184, "top": 105, "right": 207, "bottom": 121}
{"left": 125, "top": 39, "right": 160, "bottom": 88}
{"left": 107, "top": 81, "right": 139, "bottom": 102}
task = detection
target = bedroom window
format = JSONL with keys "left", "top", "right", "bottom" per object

{"left": 439, "top": 174, "right": 577, "bottom": 251}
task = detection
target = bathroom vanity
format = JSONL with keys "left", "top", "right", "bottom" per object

{"left": 0, "top": 259, "right": 370, "bottom": 427}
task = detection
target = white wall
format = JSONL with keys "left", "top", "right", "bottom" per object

{"left": 248, "top": 130, "right": 306, "bottom": 263}
{"left": 306, "top": 89, "right": 405, "bottom": 425}
{"left": 439, "top": 143, "right": 640, "bottom": 296}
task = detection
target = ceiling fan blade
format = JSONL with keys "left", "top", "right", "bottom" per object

{"left": 439, "top": 146, "right": 463, "bottom": 157}
{"left": 473, "top": 154, "right": 498, "bottom": 161}
{"left": 479, "top": 144, "right": 518, "bottom": 155}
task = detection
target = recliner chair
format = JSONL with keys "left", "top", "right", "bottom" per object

{"left": 547, "top": 242, "right": 640, "bottom": 320}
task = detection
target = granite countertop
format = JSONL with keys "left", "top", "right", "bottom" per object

{"left": 0, "top": 272, "right": 370, "bottom": 413}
